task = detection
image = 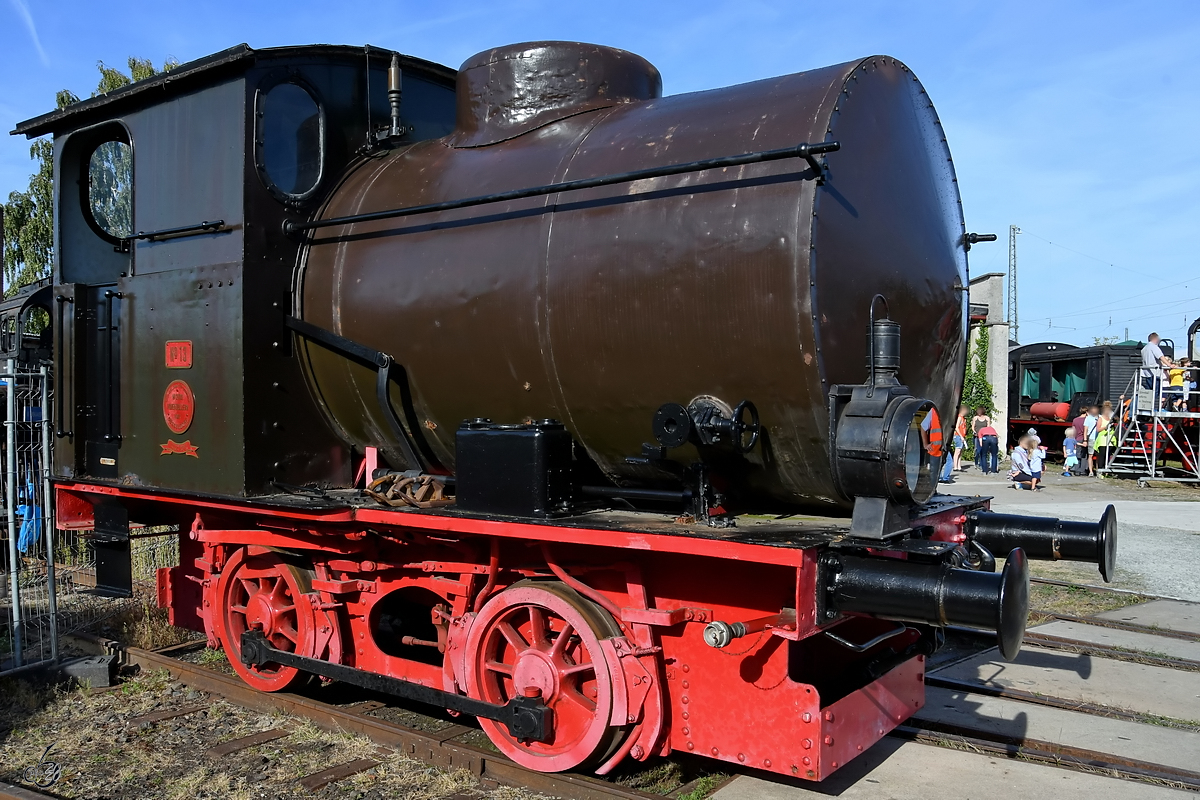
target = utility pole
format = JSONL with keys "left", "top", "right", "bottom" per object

{"left": 1007, "top": 225, "right": 1020, "bottom": 343}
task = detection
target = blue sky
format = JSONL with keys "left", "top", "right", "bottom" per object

{"left": 3, "top": 0, "right": 1199, "bottom": 350}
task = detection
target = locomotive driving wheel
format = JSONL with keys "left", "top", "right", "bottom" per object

{"left": 464, "top": 581, "right": 628, "bottom": 772}
{"left": 214, "top": 548, "right": 317, "bottom": 692}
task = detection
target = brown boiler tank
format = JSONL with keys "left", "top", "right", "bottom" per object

{"left": 296, "top": 42, "right": 969, "bottom": 512}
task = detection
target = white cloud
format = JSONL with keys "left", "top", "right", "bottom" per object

{"left": 9, "top": 0, "right": 49, "bottom": 66}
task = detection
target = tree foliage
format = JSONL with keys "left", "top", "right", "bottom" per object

{"left": 1, "top": 57, "right": 178, "bottom": 297}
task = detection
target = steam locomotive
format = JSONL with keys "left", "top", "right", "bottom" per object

{"left": 12, "top": 41, "right": 1117, "bottom": 780}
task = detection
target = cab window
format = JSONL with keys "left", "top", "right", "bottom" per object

{"left": 259, "top": 82, "right": 322, "bottom": 198}
{"left": 87, "top": 139, "right": 133, "bottom": 239}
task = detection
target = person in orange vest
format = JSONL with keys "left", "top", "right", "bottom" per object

{"left": 920, "top": 407, "right": 950, "bottom": 484}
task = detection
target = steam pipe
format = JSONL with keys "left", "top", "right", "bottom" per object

{"left": 824, "top": 548, "right": 1030, "bottom": 661}
{"left": 967, "top": 504, "right": 1117, "bottom": 582}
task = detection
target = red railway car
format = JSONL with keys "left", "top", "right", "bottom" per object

{"left": 16, "top": 41, "right": 1116, "bottom": 780}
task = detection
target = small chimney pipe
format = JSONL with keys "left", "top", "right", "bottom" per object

{"left": 388, "top": 53, "right": 403, "bottom": 137}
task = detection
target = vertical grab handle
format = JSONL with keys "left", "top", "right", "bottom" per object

{"left": 103, "top": 290, "right": 122, "bottom": 442}
{"left": 55, "top": 294, "right": 73, "bottom": 438}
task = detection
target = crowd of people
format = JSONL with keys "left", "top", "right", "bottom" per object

{"left": 924, "top": 333, "right": 1196, "bottom": 493}
{"left": 1141, "top": 332, "right": 1198, "bottom": 411}
{"left": 936, "top": 402, "right": 1118, "bottom": 492}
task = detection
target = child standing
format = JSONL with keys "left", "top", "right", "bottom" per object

{"left": 1062, "top": 430, "right": 1078, "bottom": 477}
{"left": 1028, "top": 438, "right": 1045, "bottom": 490}
{"left": 1166, "top": 359, "right": 1186, "bottom": 411}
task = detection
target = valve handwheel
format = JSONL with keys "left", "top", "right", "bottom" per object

{"left": 731, "top": 400, "right": 761, "bottom": 453}
{"left": 464, "top": 581, "right": 629, "bottom": 772}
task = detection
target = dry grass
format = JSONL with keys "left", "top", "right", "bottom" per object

{"left": 97, "top": 600, "right": 203, "bottom": 651}
{"left": 0, "top": 668, "right": 551, "bottom": 799}
{"left": 1028, "top": 582, "right": 1145, "bottom": 621}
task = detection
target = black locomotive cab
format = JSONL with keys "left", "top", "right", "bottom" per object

{"left": 12, "top": 44, "right": 456, "bottom": 498}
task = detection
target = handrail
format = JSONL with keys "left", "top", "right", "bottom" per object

{"left": 284, "top": 140, "right": 841, "bottom": 236}
{"left": 103, "top": 290, "right": 121, "bottom": 442}
{"left": 54, "top": 294, "right": 73, "bottom": 438}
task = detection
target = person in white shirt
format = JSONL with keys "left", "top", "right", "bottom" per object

{"left": 1141, "top": 333, "right": 1165, "bottom": 392}
{"left": 1083, "top": 405, "right": 1100, "bottom": 476}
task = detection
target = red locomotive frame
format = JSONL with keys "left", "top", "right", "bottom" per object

{"left": 56, "top": 477, "right": 963, "bottom": 780}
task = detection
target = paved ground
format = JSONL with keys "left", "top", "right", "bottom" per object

{"left": 712, "top": 739, "right": 1193, "bottom": 800}
{"left": 937, "top": 464, "right": 1200, "bottom": 601}
{"left": 714, "top": 596, "right": 1200, "bottom": 800}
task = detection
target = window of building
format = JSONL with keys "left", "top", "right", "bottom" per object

{"left": 260, "top": 83, "right": 322, "bottom": 198}
{"left": 87, "top": 140, "right": 132, "bottom": 239}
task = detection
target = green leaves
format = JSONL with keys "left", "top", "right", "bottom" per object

{"left": 1, "top": 57, "right": 178, "bottom": 296}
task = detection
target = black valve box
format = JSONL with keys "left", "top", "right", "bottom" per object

{"left": 455, "top": 419, "right": 573, "bottom": 518}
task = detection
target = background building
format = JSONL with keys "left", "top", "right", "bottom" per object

{"left": 968, "top": 272, "right": 1010, "bottom": 453}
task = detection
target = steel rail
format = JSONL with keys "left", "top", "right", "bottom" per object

{"left": 0, "top": 781, "right": 55, "bottom": 800}
{"left": 895, "top": 721, "right": 1200, "bottom": 791}
{"left": 923, "top": 674, "right": 1200, "bottom": 733}
{"left": 1031, "top": 610, "right": 1200, "bottom": 643}
{"left": 70, "top": 634, "right": 661, "bottom": 800}
{"left": 1020, "top": 632, "right": 1200, "bottom": 672}
{"left": 1030, "top": 576, "right": 1191, "bottom": 603}
{"left": 945, "top": 624, "right": 1200, "bottom": 671}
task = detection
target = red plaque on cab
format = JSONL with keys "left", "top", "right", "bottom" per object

{"left": 165, "top": 340, "right": 192, "bottom": 369}
{"left": 163, "top": 380, "right": 195, "bottom": 434}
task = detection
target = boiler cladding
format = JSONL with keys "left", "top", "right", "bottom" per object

{"left": 296, "top": 42, "right": 968, "bottom": 512}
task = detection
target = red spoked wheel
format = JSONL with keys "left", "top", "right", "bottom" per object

{"left": 214, "top": 548, "right": 317, "bottom": 692}
{"left": 464, "top": 581, "right": 628, "bottom": 772}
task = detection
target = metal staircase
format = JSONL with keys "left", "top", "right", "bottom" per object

{"left": 1100, "top": 376, "right": 1200, "bottom": 485}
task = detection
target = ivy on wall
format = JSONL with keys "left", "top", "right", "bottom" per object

{"left": 961, "top": 326, "right": 995, "bottom": 456}
{"left": 963, "top": 326, "right": 994, "bottom": 415}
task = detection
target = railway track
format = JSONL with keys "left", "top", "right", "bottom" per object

{"left": 890, "top": 592, "right": 1200, "bottom": 799}
{"left": 4, "top": 581, "right": 1198, "bottom": 799}
{"left": 4, "top": 632, "right": 727, "bottom": 800}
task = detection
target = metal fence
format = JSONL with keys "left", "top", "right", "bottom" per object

{"left": 1, "top": 360, "right": 189, "bottom": 675}
{"left": 1, "top": 362, "right": 57, "bottom": 673}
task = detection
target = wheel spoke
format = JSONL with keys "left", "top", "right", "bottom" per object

{"left": 278, "top": 622, "right": 299, "bottom": 643}
{"left": 498, "top": 621, "right": 529, "bottom": 652}
{"left": 527, "top": 606, "right": 548, "bottom": 648}
{"left": 557, "top": 685, "right": 597, "bottom": 714}
{"left": 485, "top": 660, "right": 514, "bottom": 676}
{"left": 239, "top": 577, "right": 257, "bottom": 597}
{"left": 560, "top": 661, "right": 595, "bottom": 679}
{"left": 229, "top": 604, "right": 248, "bottom": 615}
{"left": 549, "top": 623, "right": 575, "bottom": 661}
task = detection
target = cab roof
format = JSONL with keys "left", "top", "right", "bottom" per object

{"left": 11, "top": 43, "right": 456, "bottom": 139}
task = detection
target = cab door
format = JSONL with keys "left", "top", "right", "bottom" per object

{"left": 56, "top": 127, "right": 133, "bottom": 480}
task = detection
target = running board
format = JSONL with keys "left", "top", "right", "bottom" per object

{"left": 239, "top": 630, "right": 551, "bottom": 742}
